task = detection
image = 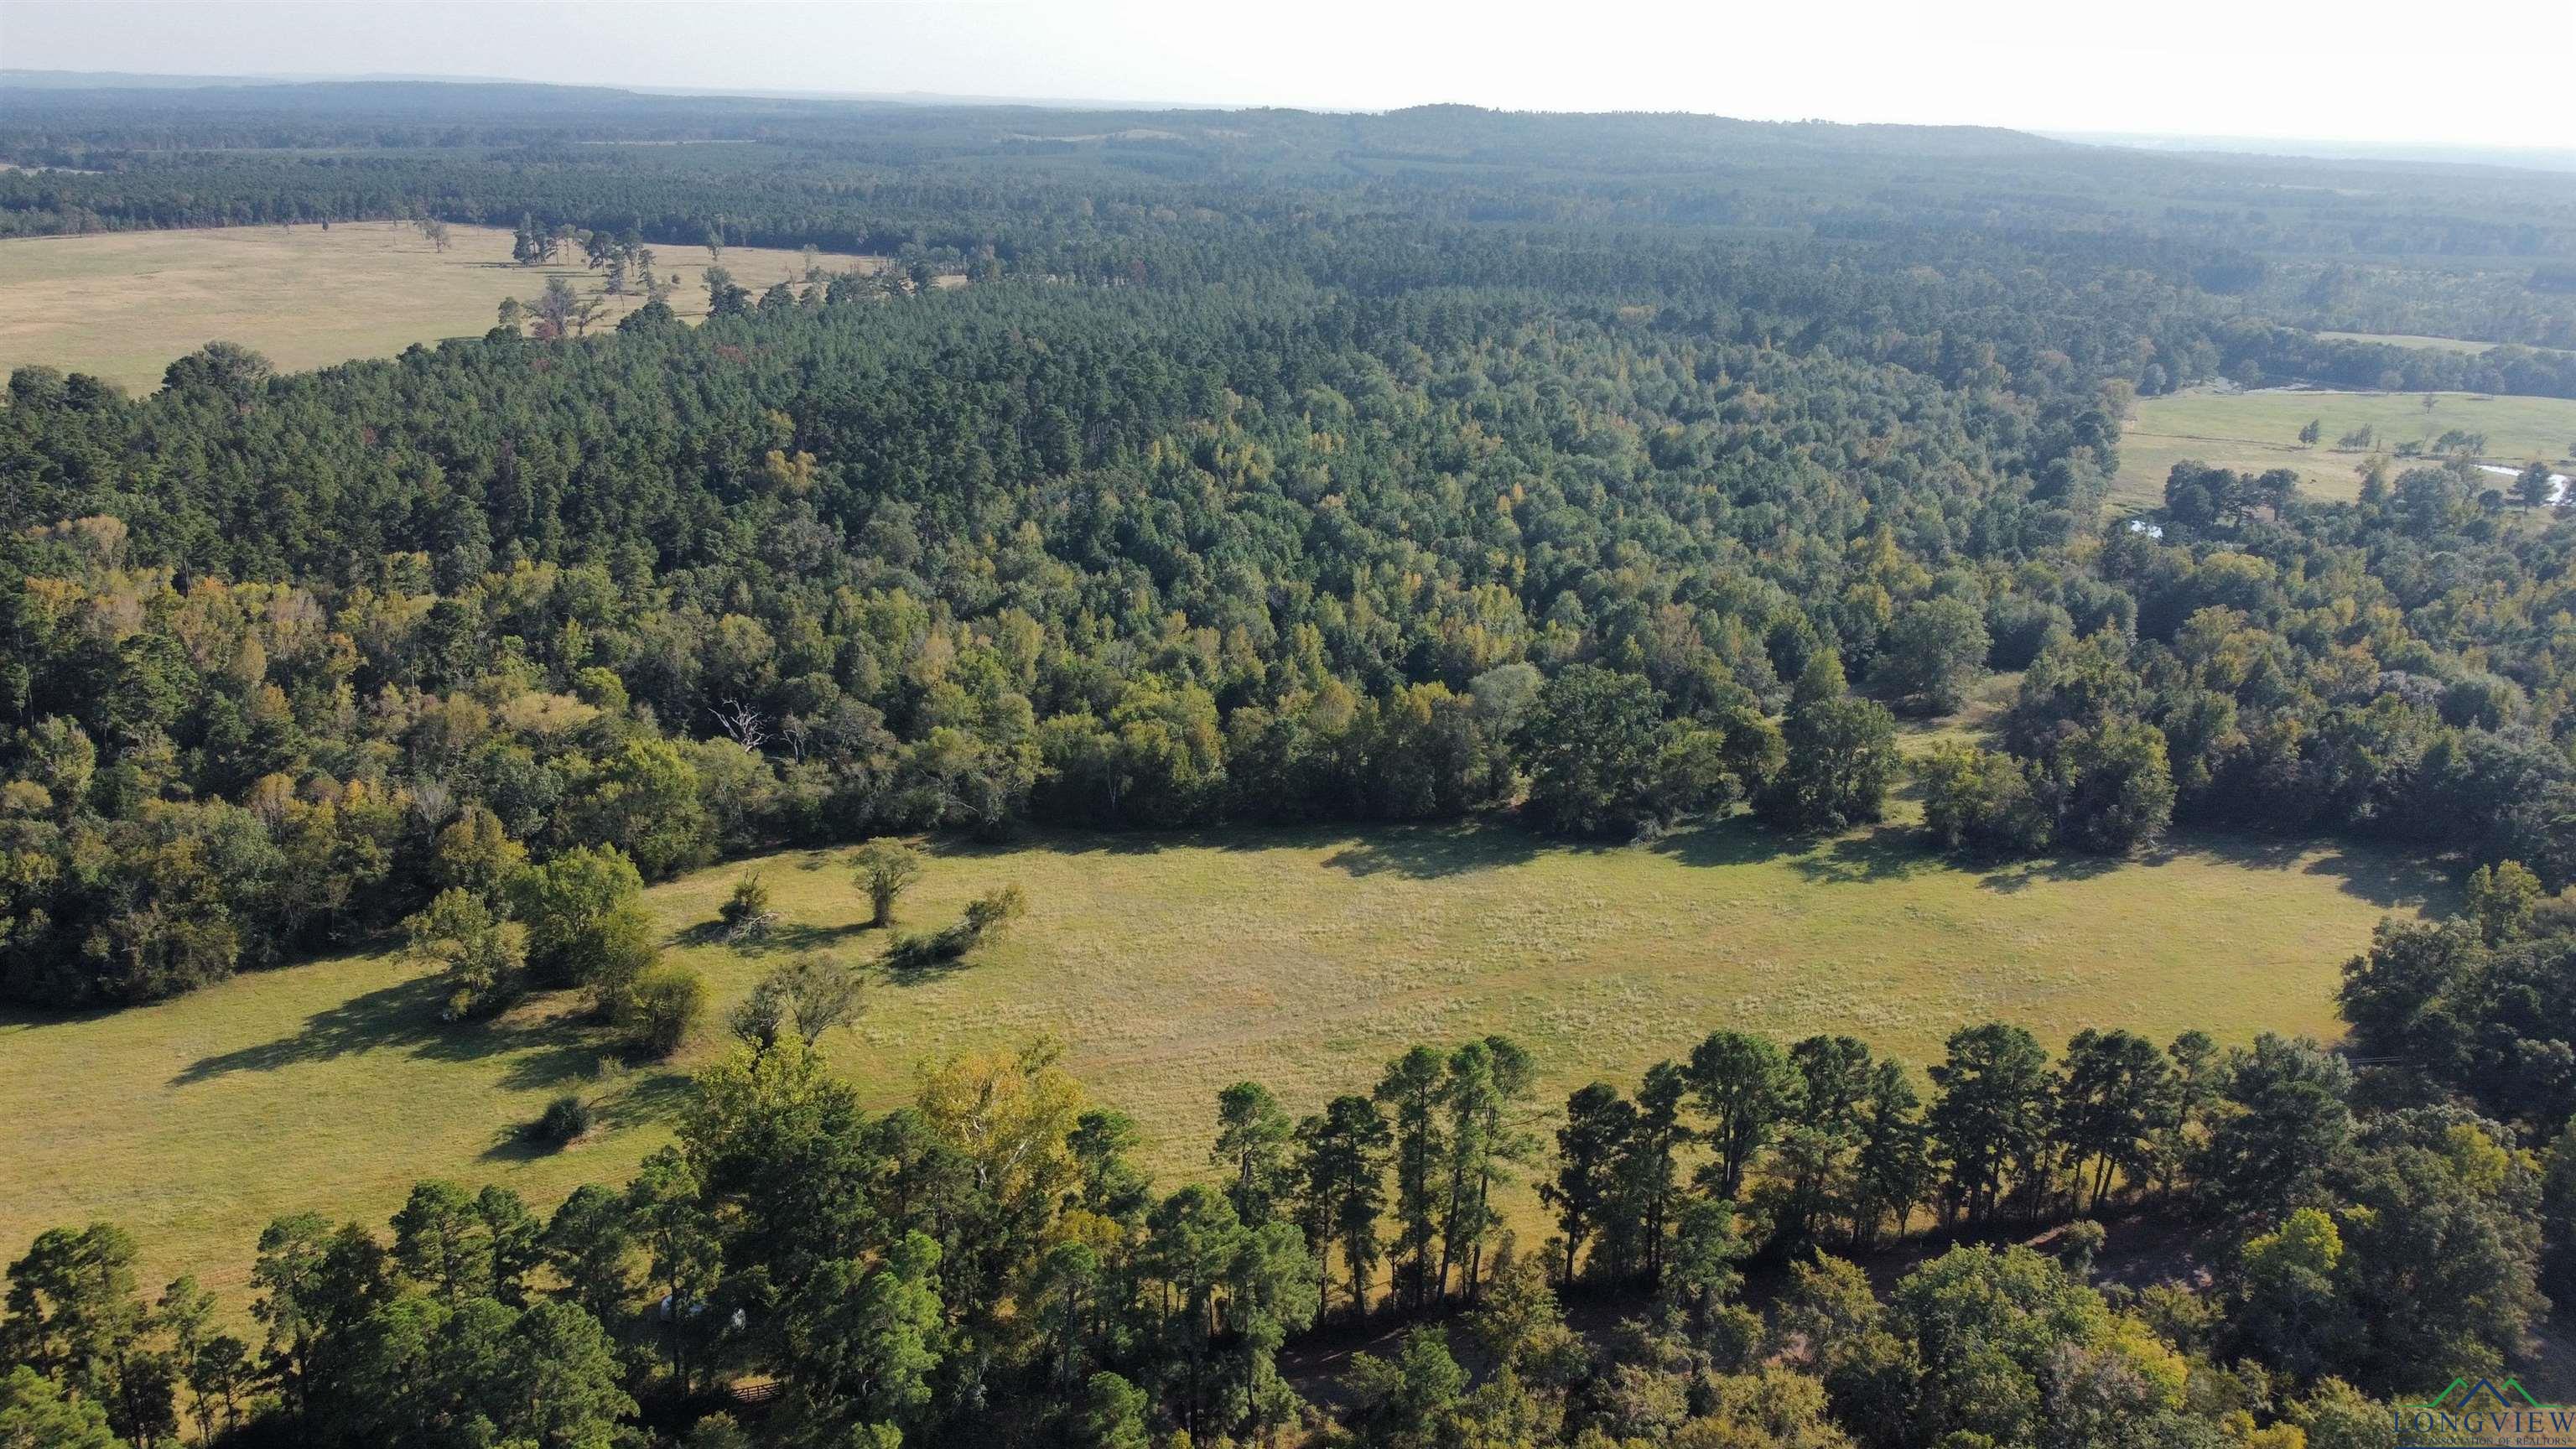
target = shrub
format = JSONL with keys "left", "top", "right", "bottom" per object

{"left": 717, "top": 872, "right": 778, "bottom": 944}
{"left": 619, "top": 963, "right": 706, "bottom": 1059}
{"left": 884, "top": 885, "right": 1026, "bottom": 974}
{"left": 730, "top": 952, "right": 865, "bottom": 1049}
{"left": 532, "top": 1093, "right": 595, "bottom": 1146}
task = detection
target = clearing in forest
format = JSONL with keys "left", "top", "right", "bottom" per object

{"left": 2, "top": 803, "right": 2450, "bottom": 1306}
{"left": 2113, "top": 387, "right": 2576, "bottom": 506}
{"left": 0, "top": 221, "right": 881, "bottom": 394}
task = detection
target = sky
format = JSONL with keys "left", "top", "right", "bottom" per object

{"left": 3, "top": 0, "right": 2572, "bottom": 152}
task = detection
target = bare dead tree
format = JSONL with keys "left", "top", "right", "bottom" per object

{"left": 710, "top": 699, "right": 771, "bottom": 755}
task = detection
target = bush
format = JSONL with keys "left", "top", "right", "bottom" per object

{"left": 884, "top": 885, "right": 1026, "bottom": 974}
{"left": 532, "top": 1093, "right": 595, "bottom": 1146}
{"left": 717, "top": 872, "right": 778, "bottom": 944}
{"left": 619, "top": 963, "right": 706, "bottom": 1059}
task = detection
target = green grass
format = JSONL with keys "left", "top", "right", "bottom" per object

{"left": 3, "top": 779, "right": 2452, "bottom": 1307}
{"left": 2114, "top": 387, "right": 2576, "bottom": 507}
{"left": 0, "top": 222, "right": 886, "bottom": 395}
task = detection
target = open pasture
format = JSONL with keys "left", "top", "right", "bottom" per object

{"left": 0, "top": 221, "right": 880, "bottom": 394}
{"left": 2, "top": 803, "right": 2449, "bottom": 1305}
{"left": 2114, "top": 387, "right": 2576, "bottom": 506}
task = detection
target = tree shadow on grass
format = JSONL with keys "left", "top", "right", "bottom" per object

{"left": 1646, "top": 815, "right": 1800, "bottom": 870}
{"left": 672, "top": 918, "right": 876, "bottom": 958}
{"left": 1969, "top": 828, "right": 2458, "bottom": 907}
{"left": 1976, "top": 853, "right": 2128, "bottom": 894}
{"left": 741, "top": 921, "right": 877, "bottom": 958}
{"left": 1787, "top": 824, "right": 1942, "bottom": 886}
{"left": 1320, "top": 823, "right": 1554, "bottom": 880}
{"left": 170, "top": 972, "right": 608, "bottom": 1092}
{"left": 478, "top": 1068, "right": 696, "bottom": 1163}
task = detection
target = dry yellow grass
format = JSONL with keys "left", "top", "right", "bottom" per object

{"left": 0, "top": 222, "right": 883, "bottom": 394}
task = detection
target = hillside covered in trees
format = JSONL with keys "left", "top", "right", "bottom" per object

{"left": 3, "top": 76, "right": 2574, "bottom": 1449}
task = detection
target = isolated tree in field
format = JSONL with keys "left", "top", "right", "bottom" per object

{"left": 2514, "top": 460, "right": 2557, "bottom": 510}
{"left": 402, "top": 886, "right": 527, "bottom": 1018}
{"left": 704, "top": 222, "right": 725, "bottom": 262}
{"left": 2298, "top": 418, "right": 2322, "bottom": 446}
{"left": 618, "top": 963, "right": 706, "bottom": 1058}
{"left": 851, "top": 839, "right": 924, "bottom": 927}
{"left": 717, "top": 871, "right": 776, "bottom": 943}
{"left": 730, "top": 952, "right": 865, "bottom": 1049}
{"left": 703, "top": 265, "right": 751, "bottom": 318}
{"left": 495, "top": 295, "right": 524, "bottom": 336}
{"left": 532, "top": 275, "right": 580, "bottom": 340}
{"left": 1685, "top": 1030, "right": 1803, "bottom": 1201}
{"left": 511, "top": 844, "right": 658, "bottom": 1012}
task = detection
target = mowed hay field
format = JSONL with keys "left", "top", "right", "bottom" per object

{"left": 0, "top": 222, "right": 884, "bottom": 394}
{"left": 2113, "top": 387, "right": 2576, "bottom": 507}
{"left": 2, "top": 802, "right": 2451, "bottom": 1306}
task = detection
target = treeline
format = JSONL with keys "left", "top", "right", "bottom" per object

{"left": 2215, "top": 319, "right": 2576, "bottom": 398}
{"left": 8, "top": 891, "right": 2572, "bottom": 1447}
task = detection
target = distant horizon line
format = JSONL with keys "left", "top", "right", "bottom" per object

{"left": 7, "top": 66, "right": 2573, "bottom": 173}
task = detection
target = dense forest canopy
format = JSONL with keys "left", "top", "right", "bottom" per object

{"left": 2, "top": 75, "right": 2573, "bottom": 1449}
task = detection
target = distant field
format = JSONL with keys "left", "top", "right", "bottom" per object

{"left": 3, "top": 734, "right": 2450, "bottom": 1306}
{"left": 2314, "top": 330, "right": 2569, "bottom": 356}
{"left": 0, "top": 222, "right": 883, "bottom": 394}
{"left": 2115, "top": 387, "right": 2576, "bottom": 506}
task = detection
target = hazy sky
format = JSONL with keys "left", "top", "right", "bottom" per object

{"left": 5, "top": 0, "right": 2572, "bottom": 151}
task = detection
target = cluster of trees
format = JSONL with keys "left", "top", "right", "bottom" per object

{"left": 9, "top": 893, "right": 2571, "bottom": 1446}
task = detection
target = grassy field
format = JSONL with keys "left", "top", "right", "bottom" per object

{"left": 2115, "top": 387, "right": 2576, "bottom": 506}
{"left": 3, "top": 764, "right": 2451, "bottom": 1306}
{"left": 2314, "top": 330, "right": 2569, "bottom": 356}
{"left": 0, "top": 222, "right": 884, "bottom": 394}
